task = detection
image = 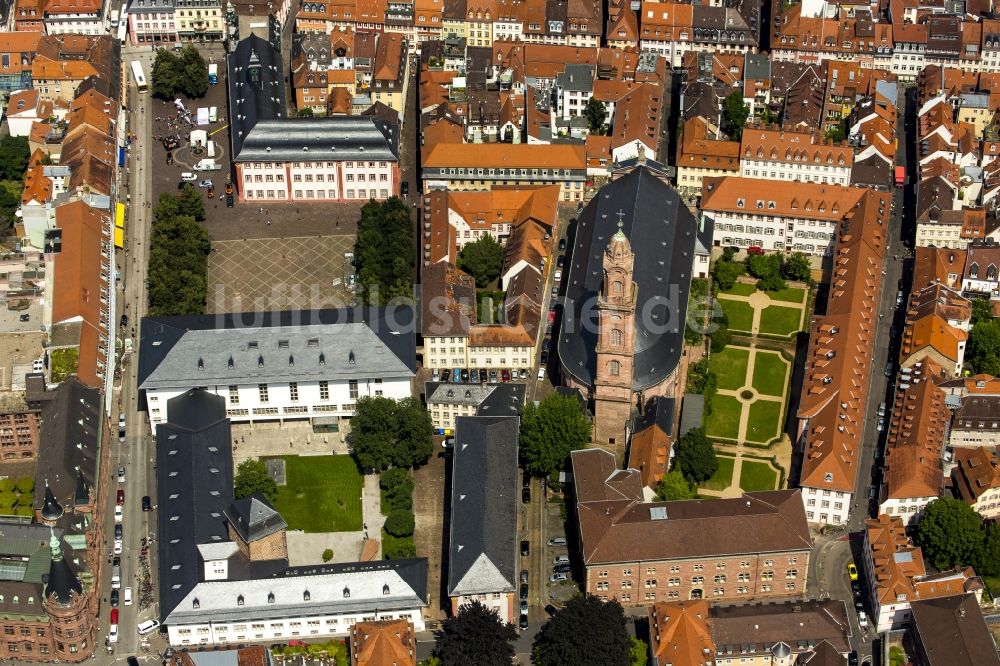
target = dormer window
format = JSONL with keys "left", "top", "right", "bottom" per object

{"left": 289, "top": 354, "right": 294, "bottom": 367}
{"left": 303, "top": 590, "right": 311, "bottom": 601}
{"left": 228, "top": 356, "right": 234, "bottom": 369}
{"left": 737, "top": 198, "right": 745, "bottom": 208}
{"left": 349, "top": 351, "right": 356, "bottom": 365}
{"left": 383, "top": 584, "right": 390, "bottom": 595}
{"left": 193, "top": 598, "right": 200, "bottom": 609}
{"left": 824, "top": 473, "right": 833, "bottom": 482}
{"left": 237, "top": 595, "right": 244, "bottom": 606}
{"left": 267, "top": 592, "right": 275, "bottom": 604}
{"left": 319, "top": 352, "right": 325, "bottom": 366}
{"left": 198, "top": 358, "right": 204, "bottom": 371}
{"left": 258, "top": 355, "right": 264, "bottom": 368}
{"left": 343, "top": 587, "right": 351, "bottom": 598}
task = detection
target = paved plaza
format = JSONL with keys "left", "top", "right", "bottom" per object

{"left": 207, "top": 235, "right": 356, "bottom": 313}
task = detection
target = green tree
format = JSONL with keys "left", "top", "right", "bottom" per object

{"left": 533, "top": 595, "right": 630, "bottom": 666}
{"left": 722, "top": 92, "right": 750, "bottom": 141}
{"left": 179, "top": 45, "right": 209, "bottom": 98}
{"left": 0, "top": 479, "right": 14, "bottom": 493}
{"left": 709, "top": 309, "right": 730, "bottom": 353}
{"left": 458, "top": 235, "right": 504, "bottom": 288}
{"left": 712, "top": 259, "right": 744, "bottom": 292}
{"left": 15, "top": 505, "right": 33, "bottom": 518}
{"left": 655, "top": 469, "right": 695, "bottom": 501}
{"left": 151, "top": 49, "right": 182, "bottom": 98}
{"left": 297, "top": 107, "right": 315, "bottom": 117}
{"left": 0, "top": 182, "right": 20, "bottom": 234}
{"left": 233, "top": 459, "right": 278, "bottom": 502}
{"left": 385, "top": 509, "right": 415, "bottom": 537}
{"left": 434, "top": 599, "right": 518, "bottom": 666}
{"left": 757, "top": 273, "right": 787, "bottom": 292}
{"left": 0, "top": 491, "right": 16, "bottom": 510}
{"left": 972, "top": 298, "right": 994, "bottom": 326}
{"left": 976, "top": 522, "right": 1000, "bottom": 576}
{"left": 889, "top": 645, "right": 906, "bottom": 666}
{"left": 520, "top": 393, "right": 591, "bottom": 478}
{"left": 745, "top": 253, "right": 782, "bottom": 280}
{"left": 147, "top": 212, "right": 210, "bottom": 316}
{"left": 674, "top": 427, "right": 718, "bottom": 484}
{"left": 14, "top": 476, "right": 34, "bottom": 494}
{"left": 351, "top": 395, "right": 400, "bottom": 471}
{"left": 629, "top": 638, "right": 648, "bottom": 666}
{"left": 966, "top": 320, "right": 1000, "bottom": 376}
{"left": 782, "top": 252, "right": 812, "bottom": 282}
{"left": 380, "top": 467, "right": 412, "bottom": 491}
{"left": 351, "top": 396, "right": 434, "bottom": 471}
{"left": 322, "top": 548, "right": 334, "bottom": 562}
{"left": 176, "top": 183, "right": 206, "bottom": 221}
{"left": 824, "top": 119, "right": 848, "bottom": 143}
{"left": 355, "top": 198, "right": 415, "bottom": 304}
{"left": 383, "top": 535, "right": 416, "bottom": 559}
{"left": 0, "top": 136, "right": 29, "bottom": 181}
{"left": 916, "top": 498, "right": 985, "bottom": 571}
{"left": 584, "top": 98, "right": 608, "bottom": 133}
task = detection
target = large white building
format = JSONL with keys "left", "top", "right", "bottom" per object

{"left": 138, "top": 308, "right": 416, "bottom": 427}
{"left": 155, "top": 390, "right": 428, "bottom": 648}
{"left": 229, "top": 35, "right": 400, "bottom": 203}
{"left": 739, "top": 128, "right": 853, "bottom": 186}
{"left": 700, "top": 176, "right": 873, "bottom": 256}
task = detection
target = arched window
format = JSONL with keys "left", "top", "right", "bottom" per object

{"left": 611, "top": 329, "right": 623, "bottom": 346}
{"left": 609, "top": 361, "right": 620, "bottom": 376}
{"left": 612, "top": 281, "right": 624, "bottom": 296}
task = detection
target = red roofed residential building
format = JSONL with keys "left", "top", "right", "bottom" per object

{"left": 675, "top": 116, "right": 739, "bottom": 196}
{"left": 571, "top": 447, "right": 811, "bottom": 608}
{"left": 877, "top": 362, "right": 948, "bottom": 525}
{"left": 898, "top": 284, "right": 971, "bottom": 377}
{"left": 739, "top": 127, "right": 853, "bottom": 186}
{"left": 862, "top": 515, "right": 983, "bottom": 633}
{"left": 43, "top": 0, "right": 106, "bottom": 35}
{"left": 6, "top": 90, "right": 53, "bottom": 137}
{"left": 796, "top": 190, "right": 888, "bottom": 526}
{"left": 952, "top": 447, "right": 1000, "bottom": 519}
{"left": 348, "top": 619, "right": 416, "bottom": 666}
{"left": 51, "top": 201, "right": 111, "bottom": 389}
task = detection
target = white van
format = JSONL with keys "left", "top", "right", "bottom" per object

{"left": 123, "top": 587, "right": 133, "bottom": 606}
{"left": 107, "top": 625, "right": 119, "bottom": 644}
{"left": 180, "top": 172, "right": 197, "bottom": 181}
{"left": 193, "top": 159, "right": 221, "bottom": 172}
{"left": 209, "top": 106, "right": 218, "bottom": 123}
{"left": 137, "top": 619, "right": 160, "bottom": 636}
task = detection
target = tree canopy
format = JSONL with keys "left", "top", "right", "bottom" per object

{"left": 0, "top": 136, "right": 29, "bottom": 181}
{"left": 520, "top": 393, "right": 591, "bottom": 478}
{"left": 148, "top": 191, "right": 210, "bottom": 316}
{"left": 234, "top": 459, "right": 278, "bottom": 502}
{"left": 584, "top": 98, "right": 608, "bottom": 133}
{"left": 434, "top": 600, "right": 518, "bottom": 666}
{"left": 712, "top": 255, "right": 744, "bottom": 292}
{"left": 782, "top": 252, "right": 812, "bottom": 282}
{"left": 150, "top": 46, "right": 209, "bottom": 99}
{"left": 351, "top": 396, "right": 434, "bottom": 471}
{"left": 722, "top": 92, "right": 750, "bottom": 141}
{"left": 966, "top": 320, "right": 1000, "bottom": 376}
{"left": 355, "top": 198, "right": 415, "bottom": 304}
{"left": 916, "top": 498, "right": 985, "bottom": 571}
{"left": 655, "top": 469, "right": 695, "bottom": 501}
{"left": 458, "top": 235, "right": 504, "bottom": 288}
{"left": 532, "top": 595, "right": 631, "bottom": 666}
{"left": 674, "top": 427, "right": 718, "bottom": 484}
{"left": 972, "top": 298, "right": 994, "bottom": 326}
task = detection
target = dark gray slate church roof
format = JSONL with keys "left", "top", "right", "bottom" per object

{"left": 447, "top": 416, "right": 519, "bottom": 598}
{"left": 156, "top": 390, "right": 236, "bottom": 622}
{"left": 558, "top": 167, "right": 707, "bottom": 391}
{"left": 228, "top": 35, "right": 399, "bottom": 163}
{"left": 225, "top": 495, "right": 287, "bottom": 544}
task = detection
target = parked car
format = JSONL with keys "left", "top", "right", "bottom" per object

{"left": 141, "top": 495, "right": 152, "bottom": 512}
{"left": 519, "top": 613, "right": 529, "bottom": 631}
{"left": 548, "top": 537, "right": 567, "bottom": 546}
{"left": 110, "top": 589, "right": 119, "bottom": 607}
{"left": 478, "top": 369, "right": 488, "bottom": 383}
{"left": 519, "top": 369, "right": 527, "bottom": 379}
{"left": 107, "top": 625, "right": 119, "bottom": 644}
{"left": 549, "top": 572, "right": 568, "bottom": 583}
{"left": 884, "top": 361, "right": 895, "bottom": 377}
{"left": 557, "top": 255, "right": 565, "bottom": 268}
{"left": 166, "top": 152, "right": 174, "bottom": 165}
{"left": 452, "top": 368, "right": 461, "bottom": 383}
{"left": 207, "top": 186, "right": 215, "bottom": 198}
{"left": 114, "top": 505, "right": 123, "bottom": 523}
{"left": 18, "top": 313, "right": 28, "bottom": 322}
{"left": 857, "top": 611, "right": 868, "bottom": 629}
{"left": 137, "top": 619, "right": 161, "bottom": 636}
{"left": 551, "top": 287, "right": 558, "bottom": 298}
{"left": 225, "top": 182, "right": 234, "bottom": 195}
{"left": 520, "top": 583, "right": 528, "bottom": 600}
{"left": 521, "top": 570, "right": 528, "bottom": 584}
{"left": 541, "top": 338, "right": 550, "bottom": 352}
{"left": 114, "top": 540, "right": 123, "bottom": 555}
{"left": 847, "top": 563, "right": 859, "bottom": 581}
{"left": 123, "top": 587, "right": 133, "bottom": 606}
{"left": 226, "top": 194, "right": 235, "bottom": 208}
{"left": 198, "top": 179, "right": 213, "bottom": 189}
{"left": 431, "top": 369, "right": 440, "bottom": 381}
{"left": 521, "top": 540, "right": 529, "bottom": 556}
{"left": 400, "top": 181, "right": 409, "bottom": 197}
{"left": 117, "top": 465, "right": 126, "bottom": 482}
{"left": 520, "top": 600, "right": 528, "bottom": 614}
{"left": 540, "top": 351, "right": 549, "bottom": 365}
{"left": 460, "top": 368, "right": 470, "bottom": 382}
{"left": 553, "top": 563, "right": 571, "bottom": 574}
{"left": 180, "top": 172, "right": 197, "bottom": 182}
{"left": 558, "top": 239, "right": 566, "bottom": 252}
{"left": 489, "top": 369, "right": 498, "bottom": 382}
{"left": 114, "top": 524, "right": 122, "bottom": 541}
{"left": 553, "top": 555, "right": 570, "bottom": 564}
{"left": 117, "top": 489, "right": 125, "bottom": 505}
{"left": 110, "top": 608, "right": 119, "bottom": 625}
{"left": 501, "top": 369, "right": 511, "bottom": 382}
{"left": 554, "top": 270, "right": 562, "bottom": 282}
{"left": 544, "top": 604, "right": 559, "bottom": 617}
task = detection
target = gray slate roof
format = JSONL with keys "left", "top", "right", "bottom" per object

{"left": 225, "top": 495, "right": 287, "bottom": 544}
{"left": 156, "top": 390, "right": 236, "bottom": 622}
{"left": 138, "top": 307, "right": 416, "bottom": 390}
{"left": 558, "top": 167, "right": 706, "bottom": 390}
{"left": 34, "top": 378, "right": 99, "bottom": 511}
{"left": 447, "top": 416, "right": 519, "bottom": 597}
{"left": 228, "top": 35, "right": 399, "bottom": 163}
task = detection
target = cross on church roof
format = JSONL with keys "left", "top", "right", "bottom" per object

{"left": 613, "top": 209, "right": 627, "bottom": 240}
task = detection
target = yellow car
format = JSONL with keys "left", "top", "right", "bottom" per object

{"left": 847, "top": 563, "right": 859, "bottom": 581}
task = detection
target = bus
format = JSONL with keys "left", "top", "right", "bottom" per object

{"left": 114, "top": 203, "right": 125, "bottom": 249}
{"left": 116, "top": 9, "right": 127, "bottom": 44}
{"left": 130, "top": 60, "right": 147, "bottom": 93}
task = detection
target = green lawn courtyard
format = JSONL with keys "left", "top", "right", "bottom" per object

{"left": 721, "top": 282, "right": 758, "bottom": 297}
{"left": 739, "top": 460, "right": 779, "bottom": 491}
{"left": 766, "top": 286, "right": 806, "bottom": 303}
{"left": 271, "top": 455, "right": 363, "bottom": 533}
{"left": 745, "top": 400, "right": 784, "bottom": 444}
{"left": 720, "top": 299, "right": 755, "bottom": 332}
{"left": 701, "top": 455, "right": 736, "bottom": 491}
{"left": 751, "top": 352, "right": 790, "bottom": 397}
{"left": 709, "top": 346, "right": 751, "bottom": 391}
{"left": 758, "top": 305, "right": 804, "bottom": 337}
{"left": 705, "top": 395, "right": 742, "bottom": 440}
